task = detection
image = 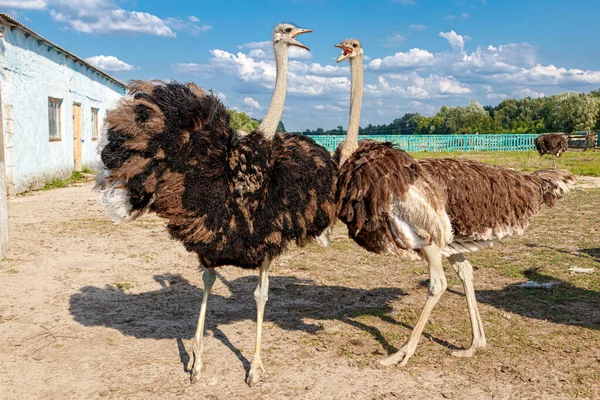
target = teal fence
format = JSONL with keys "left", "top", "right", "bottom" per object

{"left": 307, "top": 134, "right": 538, "bottom": 153}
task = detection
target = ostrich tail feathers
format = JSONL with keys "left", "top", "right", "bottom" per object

{"left": 529, "top": 169, "right": 576, "bottom": 207}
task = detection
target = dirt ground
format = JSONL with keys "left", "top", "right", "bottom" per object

{"left": 0, "top": 179, "right": 599, "bottom": 400}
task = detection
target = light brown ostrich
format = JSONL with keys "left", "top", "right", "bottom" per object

{"left": 535, "top": 133, "right": 568, "bottom": 168}
{"left": 97, "top": 24, "right": 338, "bottom": 386}
{"left": 334, "top": 39, "right": 576, "bottom": 366}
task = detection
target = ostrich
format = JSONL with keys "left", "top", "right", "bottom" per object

{"left": 96, "top": 24, "right": 338, "bottom": 386}
{"left": 534, "top": 133, "right": 568, "bottom": 168}
{"left": 334, "top": 39, "right": 576, "bottom": 366}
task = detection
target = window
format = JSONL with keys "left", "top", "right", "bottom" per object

{"left": 48, "top": 97, "right": 62, "bottom": 141}
{"left": 91, "top": 108, "right": 99, "bottom": 141}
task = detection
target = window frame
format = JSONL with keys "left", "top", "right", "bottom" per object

{"left": 48, "top": 97, "right": 62, "bottom": 142}
{"left": 91, "top": 107, "right": 99, "bottom": 141}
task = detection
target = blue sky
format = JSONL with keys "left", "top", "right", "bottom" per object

{"left": 2, "top": 0, "right": 599, "bottom": 131}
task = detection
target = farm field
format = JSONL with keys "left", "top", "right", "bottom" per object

{"left": 0, "top": 175, "right": 599, "bottom": 399}
{"left": 410, "top": 150, "right": 600, "bottom": 176}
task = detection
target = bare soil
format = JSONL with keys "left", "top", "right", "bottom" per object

{"left": 1, "top": 178, "right": 599, "bottom": 400}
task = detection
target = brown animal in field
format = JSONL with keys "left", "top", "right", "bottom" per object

{"left": 334, "top": 39, "right": 576, "bottom": 367}
{"left": 534, "top": 133, "right": 568, "bottom": 168}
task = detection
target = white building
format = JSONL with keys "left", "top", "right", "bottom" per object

{"left": 0, "top": 13, "right": 126, "bottom": 195}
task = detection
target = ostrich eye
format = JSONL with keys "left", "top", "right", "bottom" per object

{"left": 285, "top": 27, "right": 292, "bottom": 33}
{"left": 352, "top": 43, "right": 357, "bottom": 48}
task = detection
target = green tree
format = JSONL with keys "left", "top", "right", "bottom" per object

{"left": 276, "top": 121, "right": 286, "bottom": 133}
{"left": 399, "top": 113, "right": 422, "bottom": 134}
{"left": 550, "top": 93, "right": 600, "bottom": 133}
{"left": 228, "top": 110, "right": 259, "bottom": 133}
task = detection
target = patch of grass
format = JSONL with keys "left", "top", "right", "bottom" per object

{"left": 113, "top": 282, "right": 134, "bottom": 290}
{"left": 409, "top": 150, "right": 600, "bottom": 176}
{"left": 81, "top": 166, "right": 95, "bottom": 174}
{"left": 6, "top": 269, "right": 18, "bottom": 274}
{"left": 41, "top": 171, "right": 89, "bottom": 190}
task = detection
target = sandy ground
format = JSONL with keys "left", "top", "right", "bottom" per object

{"left": 0, "top": 178, "right": 599, "bottom": 400}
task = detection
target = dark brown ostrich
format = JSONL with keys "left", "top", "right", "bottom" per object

{"left": 334, "top": 39, "right": 576, "bottom": 367}
{"left": 534, "top": 133, "right": 568, "bottom": 168}
{"left": 96, "top": 24, "right": 338, "bottom": 386}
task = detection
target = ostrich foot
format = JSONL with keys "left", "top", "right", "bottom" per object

{"left": 451, "top": 347, "right": 477, "bottom": 358}
{"left": 379, "top": 344, "right": 415, "bottom": 367}
{"left": 188, "top": 352, "right": 203, "bottom": 384}
{"left": 246, "top": 358, "right": 267, "bottom": 387}
{"left": 451, "top": 338, "right": 485, "bottom": 358}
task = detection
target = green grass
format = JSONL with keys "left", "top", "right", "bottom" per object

{"left": 41, "top": 171, "right": 90, "bottom": 190}
{"left": 409, "top": 150, "right": 600, "bottom": 176}
{"left": 113, "top": 282, "right": 134, "bottom": 290}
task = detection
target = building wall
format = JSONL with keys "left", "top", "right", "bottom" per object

{"left": 0, "top": 87, "right": 8, "bottom": 259}
{"left": 0, "top": 25, "right": 125, "bottom": 193}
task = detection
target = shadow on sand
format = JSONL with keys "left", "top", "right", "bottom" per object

{"left": 454, "top": 269, "right": 600, "bottom": 330}
{"left": 69, "top": 273, "right": 407, "bottom": 373}
{"left": 69, "top": 265, "right": 599, "bottom": 377}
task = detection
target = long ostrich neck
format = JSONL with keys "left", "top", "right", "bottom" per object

{"left": 258, "top": 44, "right": 289, "bottom": 139}
{"left": 341, "top": 54, "right": 364, "bottom": 164}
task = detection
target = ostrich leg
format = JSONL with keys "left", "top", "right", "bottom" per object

{"left": 380, "top": 244, "right": 447, "bottom": 367}
{"left": 447, "top": 254, "right": 486, "bottom": 357}
{"left": 188, "top": 267, "right": 217, "bottom": 383}
{"left": 552, "top": 154, "right": 557, "bottom": 169}
{"left": 247, "top": 257, "right": 271, "bottom": 387}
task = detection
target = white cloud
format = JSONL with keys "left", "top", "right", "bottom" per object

{"left": 439, "top": 30, "right": 470, "bottom": 51}
{"left": 368, "top": 48, "right": 435, "bottom": 70}
{"left": 171, "top": 63, "right": 208, "bottom": 75}
{"left": 242, "top": 97, "right": 261, "bottom": 109}
{"left": 383, "top": 33, "right": 407, "bottom": 48}
{"left": 314, "top": 104, "right": 344, "bottom": 112}
{"left": 289, "top": 61, "right": 349, "bottom": 76}
{"left": 165, "top": 17, "right": 211, "bottom": 36}
{"left": 6, "top": 1, "right": 211, "bottom": 37}
{"left": 49, "top": 2, "right": 176, "bottom": 37}
{"left": 237, "top": 40, "right": 311, "bottom": 60}
{"left": 486, "top": 93, "right": 508, "bottom": 100}
{"left": 366, "top": 73, "right": 471, "bottom": 98}
{"left": 407, "top": 100, "right": 437, "bottom": 114}
{"left": 238, "top": 41, "right": 270, "bottom": 50}
{"left": 519, "top": 88, "right": 545, "bottom": 98}
{"left": 0, "top": 0, "right": 46, "bottom": 9}
{"left": 84, "top": 55, "right": 138, "bottom": 71}
{"left": 214, "top": 91, "right": 227, "bottom": 102}
{"left": 409, "top": 24, "right": 428, "bottom": 31}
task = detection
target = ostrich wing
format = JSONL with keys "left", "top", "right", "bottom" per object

{"left": 337, "top": 140, "right": 451, "bottom": 259}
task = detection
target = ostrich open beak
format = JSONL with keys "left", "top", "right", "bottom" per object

{"left": 291, "top": 28, "right": 312, "bottom": 51}
{"left": 335, "top": 43, "right": 353, "bottom": 63}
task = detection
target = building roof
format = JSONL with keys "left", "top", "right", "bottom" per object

{"left": 0, "top": 13, "right": 126, "bottom": 89}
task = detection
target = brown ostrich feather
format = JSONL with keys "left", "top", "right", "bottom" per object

{"left": 336, "top": 140, "right": 575, "bottom": 259}
{"left": 534, "top": 133, "right": 568, "bottom": 157}
{"left": 99, "top": 81, "right": 337, "bottom": 269}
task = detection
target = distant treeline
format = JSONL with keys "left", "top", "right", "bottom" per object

{"left": 295, "top": 89, "right": 600, "bottom": 136}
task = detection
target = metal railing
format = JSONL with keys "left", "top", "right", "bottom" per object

{"left": 306, "top": 134, "right": 539, "bottom": 153}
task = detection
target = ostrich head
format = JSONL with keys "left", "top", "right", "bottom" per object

{"left": 335, "top": 39, "right": 363, "bottom": 63}
{"left": 273, "top": 23, "right": 312, "bottom": 51}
